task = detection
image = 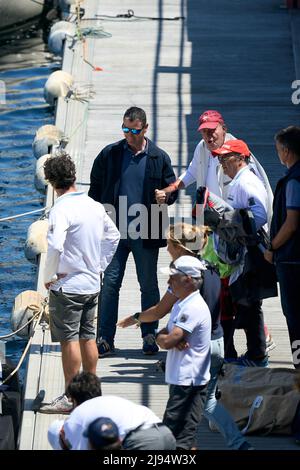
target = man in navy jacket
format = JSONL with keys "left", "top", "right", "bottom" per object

{"left": 89, "top": 107, "right": 177, "bottom": 356}
{"left": 265, "top": 126, "right": 300, "bottom": 369}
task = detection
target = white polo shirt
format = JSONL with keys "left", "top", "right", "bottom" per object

{"left": 63, "top": 396, "right": 161, "bottom": 450}
{"left": 226, "top": 166, "right": 268, "bottom": 230}
{"left": 165, "top": 291, "right": 211, "bottom": 386}
{"left": 44, "top": 191, "right": 120, "bottom": 294}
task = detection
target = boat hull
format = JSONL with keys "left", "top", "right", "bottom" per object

{"left": 0, "top": 0, "right": 45, "bottom": 32}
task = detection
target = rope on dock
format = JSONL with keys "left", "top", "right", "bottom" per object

{"left": 1, "top": 300, "right": 48, "bottom": 385}
{"left": 0, "top": 305, "right": 43, "bottom": 340}
{"left": 0, "top": 207, "right": 49, "bottom": 223}
{"left": 94, "top": 10, "right": 185, "bottom": 21}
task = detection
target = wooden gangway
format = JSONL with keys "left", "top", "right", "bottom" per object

{"left": 19, "top": 0, "right": 300, "bottom": 450}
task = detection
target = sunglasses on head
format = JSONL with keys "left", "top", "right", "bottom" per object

{"left": 169, "top": 261, "right": 188, "bottom": 277}
{"left": 122, "top": 125, "right": 144, "bottom": 135}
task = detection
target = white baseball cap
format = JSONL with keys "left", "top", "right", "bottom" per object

{"left": 160, "top": 255, "right": 206, "bottom": 278}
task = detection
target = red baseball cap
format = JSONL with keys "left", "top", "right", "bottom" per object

{"left": 212, "top": 139, "right": 251, "bottom": 157}
{"left": 198, "top": 110, "right": 224, "bottom": 131}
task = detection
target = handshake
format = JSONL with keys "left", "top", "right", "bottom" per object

{"left": 155, "top": 189, "right": 167, "bottom": 204}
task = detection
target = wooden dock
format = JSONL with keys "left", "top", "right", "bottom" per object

{"left": 19, "top": 0, "right": 300, "bottom": 450}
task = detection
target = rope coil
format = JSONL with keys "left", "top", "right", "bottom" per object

{"left": 1, "top": 299, "right": 48, "bottom": 385}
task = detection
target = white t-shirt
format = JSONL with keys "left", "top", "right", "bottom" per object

{"left": 44, "top": 191, "right": 120, "bottom": 294}
{"left": 226, "top": 167, "right": 268, "bottom": 230}
{"left": 165, "top": 291, "right": 211, "bottom": 386}
{"left": 63, "top": 396, "right": 161, "bottom": 450}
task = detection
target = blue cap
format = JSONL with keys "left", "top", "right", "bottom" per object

{"left": 83, "top": 417, "right": 120, "bottom": 449}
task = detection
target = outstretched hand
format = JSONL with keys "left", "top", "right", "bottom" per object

{"left": 117, "top": 315, "right": 137, "bottom": 328}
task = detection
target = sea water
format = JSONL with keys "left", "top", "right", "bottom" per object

{"left": 0, "top": 27, "right": 57, "bottom": 380}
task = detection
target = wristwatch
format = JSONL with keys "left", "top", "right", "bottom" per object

{"left": 133, "top": 311, "right": 142, "bottom": 326}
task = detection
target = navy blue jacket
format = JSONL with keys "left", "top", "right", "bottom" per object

{"left": 271, "top": 160, "right": 300, "bottom": 263}
{"left": 89, "top": 139, "right": 178, "bottom": 248}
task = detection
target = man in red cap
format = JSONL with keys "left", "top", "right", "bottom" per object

{"left": 155, "top": 110, "right": 273, "bottom": 225}
{"left": 212, "top": 139, "right": 268, "bottom": 229}
{"left": 211, "top": 139, "right": 271, "bottom": 367}
{"left": 155, "top": 110, "right": 275, "bottom": 358}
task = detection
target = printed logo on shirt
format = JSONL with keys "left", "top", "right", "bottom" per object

{"left": 248, "top": 197, "right": 255, "bottom": 206}
{"left": 179, "top": 314, "right": 188, "bottom": 323}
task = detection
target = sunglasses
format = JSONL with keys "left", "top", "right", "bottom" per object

{"left": 218, "top": 153, "right": 237, "bottom": 163}
{"left": 169, "top": 261, "right": 188, "bottom": 277}
{"left": 122, "top": 125, "right": 144, "bottom": 135}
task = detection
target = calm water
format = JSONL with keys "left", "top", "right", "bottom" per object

{"left": 0, "top": 27, "right": 57, "bottom": 379}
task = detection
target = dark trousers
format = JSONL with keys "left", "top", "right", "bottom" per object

{"left": 163, "top": 384, "right": 206, "bottom": 449}
{"left": 99, "top": 237, "right": 159, "bottom": 344}
{"left": 236, "top": 301, "right": 266, "bottom": 359}
{"left": 276, "top": 263, "right": 300, "bottom": 369}
{"left": 222, "top": 302, "right": 266, "bottom": 360}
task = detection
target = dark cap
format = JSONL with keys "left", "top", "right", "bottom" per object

{"left": 83, "top": 417, "right": 120, "bottom": 450}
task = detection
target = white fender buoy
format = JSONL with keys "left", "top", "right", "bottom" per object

{"left": 35, "top": 154, "right": 51, "bottom": 192}
{"left": 44, "top": 70, "right": 74, "bottom": 106}
{"left": 11, "top": 290, "right": 44, "bottom": 339}
{"left": 48, "top": 21, "right": 76, "bottom": 56}
{"left": 24, "top": 219, "right": 48, "bottom": 264}
{"left": 32, "top": 124, "right": 63, "bottom": 159}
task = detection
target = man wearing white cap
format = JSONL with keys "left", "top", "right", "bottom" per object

{"left": 156, "top": 256, "right": 211, "bottom": 450}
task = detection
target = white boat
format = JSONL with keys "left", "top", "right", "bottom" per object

{"left": 0, "top": 0, "right": 47, "bottom": 34}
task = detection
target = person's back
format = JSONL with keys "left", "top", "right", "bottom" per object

{"left": 61, "top": 395, "right": 175, "bottom": 450}
{"left": 48, "top": 192, "right": 116, "bottom": 293}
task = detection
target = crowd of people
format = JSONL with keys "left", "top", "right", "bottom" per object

{"left": 38, "top": 106, "right": 300, "bottom": 450}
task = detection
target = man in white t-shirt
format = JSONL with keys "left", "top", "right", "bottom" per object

{"left": 39, "top": 154, "right": 120, "bottom": 414}
{"left": 156, "top": 256, "right": 211, "bottom": 449}
{"left": 47, "top": 372, "right": 176, "bottom": 450}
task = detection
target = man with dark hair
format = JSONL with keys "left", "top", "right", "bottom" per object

{"left": 89, "top": 106, "right": 177, "bottom": 356}
{"left": 47, "top": 372, "right": 176, "bottom": 450}
{"left": 265, "top": 126, "right": 300, "bottom": 369}
{"left": 40, "top": 154, "right": 120, "bottom": 414}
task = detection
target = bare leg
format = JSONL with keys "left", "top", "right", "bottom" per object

{"left": 80, "top": 338, "right": 98, "bottom": 375}
{"left": 61, "top": 340, "right": 82, "bottom": 389}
